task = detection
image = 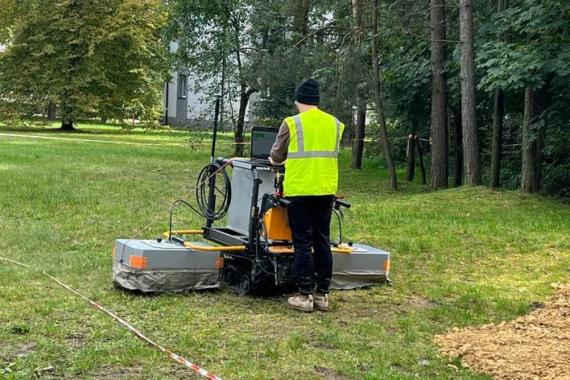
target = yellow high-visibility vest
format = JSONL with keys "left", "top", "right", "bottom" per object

{"left": 283, "top": 108, "right": 344, "bottom": 196}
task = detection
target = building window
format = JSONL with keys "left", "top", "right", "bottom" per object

{"left": 178, "top": 74, "right": 187, "bottom": 99}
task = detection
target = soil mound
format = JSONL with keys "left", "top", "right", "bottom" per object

{"left": 435, "top": 284, "right": 570, "bottom": 379}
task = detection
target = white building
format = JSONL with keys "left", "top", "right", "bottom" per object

{"left": 162, "top": 43, "right": 258, "bottom": 128}
{"left": 162, "top": 71, "right": 213, "bottom": 127}
{"left": 162, "top": 71, "right": 260, "bottom": 128}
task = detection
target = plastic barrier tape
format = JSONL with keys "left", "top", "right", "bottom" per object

{"left": 0, "top": 257, "right": 222, "bottom": 380}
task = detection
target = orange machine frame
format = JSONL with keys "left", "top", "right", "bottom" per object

{"left": 263, "top": 206, "right": 292, "bottom": 241}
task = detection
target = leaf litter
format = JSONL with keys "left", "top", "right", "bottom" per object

{"left": 435, "top": 283, "right": 570, "bottom": 379}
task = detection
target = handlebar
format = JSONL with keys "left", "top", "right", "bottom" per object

{"left": 335, "top": 199, "right": 351, "bottom": 209}
{"left": 274, "top": 197, "right": 349, "bottom": 209}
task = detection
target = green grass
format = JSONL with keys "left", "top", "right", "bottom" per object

{"left": 0, "top": 126, "right": 569, "bottom": 379}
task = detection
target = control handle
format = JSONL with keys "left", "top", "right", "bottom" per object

{"left": 335, "top": 198, "right": 351, "bottom": 209}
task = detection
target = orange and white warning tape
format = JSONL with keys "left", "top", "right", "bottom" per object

{"left": 0, "top": 257, "right": 222, "bottom": 380}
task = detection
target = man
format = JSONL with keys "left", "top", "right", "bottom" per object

{"left": 269, "top": 78, "right": 345, "bottom": 312}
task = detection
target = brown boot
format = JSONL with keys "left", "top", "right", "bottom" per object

{"left": 313, "top": 292, "right": 329, "bottom": 311}
{"left": 287, "top": 293, "right": 314, "bottom": 312}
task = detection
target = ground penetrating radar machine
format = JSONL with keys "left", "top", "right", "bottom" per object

{"left": 113, "top": 101, "right": 390, "bottom": 294}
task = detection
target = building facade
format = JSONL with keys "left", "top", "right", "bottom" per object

{"left": 162, "top": 70, "right": 214, "bottom": 127}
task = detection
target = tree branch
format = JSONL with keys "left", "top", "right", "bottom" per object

{"left": 293, "top": 23, "right": 346, "bottom": 48}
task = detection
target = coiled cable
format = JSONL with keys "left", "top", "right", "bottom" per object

{"left": 167, "top": 162, "right": 232, "bottom": 240}
{"left": 195, "top": 162, "right": 232, "bottom": 221}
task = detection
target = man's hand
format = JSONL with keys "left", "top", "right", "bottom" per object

{"left": 268, "top": 156, "right": 285, "bottom": 166}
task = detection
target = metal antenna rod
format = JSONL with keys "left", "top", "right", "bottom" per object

{"left": 206, "top": 98, "right": 221, "bottom": 229}
{"left": 210, "top": 97, "right": 220, "bottom": 163}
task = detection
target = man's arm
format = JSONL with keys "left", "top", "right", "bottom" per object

{"left": 269, "top": 122, "right": 289, "bottom": 165}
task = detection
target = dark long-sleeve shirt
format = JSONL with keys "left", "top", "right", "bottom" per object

{"left": 269, "top": 122, "right": 289, "bottom": 165}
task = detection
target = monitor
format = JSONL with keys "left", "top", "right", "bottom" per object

{"left": 250, "top": 127, "right": 278, "bottom": 159}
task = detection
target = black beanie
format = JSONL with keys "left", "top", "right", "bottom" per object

{"left": 294, "top": 79, "right": 320, "bottom": 105}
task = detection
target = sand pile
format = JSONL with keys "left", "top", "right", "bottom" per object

{"left": 435, "top": 284, "right": 570, "bottom": 379}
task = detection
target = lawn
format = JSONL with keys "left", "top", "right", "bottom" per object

{"left": 1, "top": 125, "right": 569, "bottom": 379}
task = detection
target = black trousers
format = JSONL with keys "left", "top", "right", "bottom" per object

{"left": 286, "top": 195, "right": 334, "bottom": 295}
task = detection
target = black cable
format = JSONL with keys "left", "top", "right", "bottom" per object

{"left": 332, "top": 208, "right": 343, "bottom": 245}
{"left": 256, "top": 259, "right": 278, "bottom": 276}
{"left": 255, "top": 241, "right": 278, "bottom": 276}
{"left": 167, "top": 162, "right": 232, "bottom": 240}
{"left": 195, "top": 162, "right": 232, "bottom": 221}
{"left": 168, "top": 199, "right": 203, "bottom": 240}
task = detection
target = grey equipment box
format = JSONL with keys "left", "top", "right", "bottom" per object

{"left": 331, "top": 243, "right": 391, "bottom": 289}
{"left": 112, "top": 239, "right": 221, "bottom": 292}
{"left": 113, "top": 239, "right": 390, "bottom": 293}
{"left": 226, "top": 159, "right": 277, "bottom": 235}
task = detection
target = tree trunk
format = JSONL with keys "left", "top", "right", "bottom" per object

{"left": 430, "top": 0, "right": 449, "bottom": 189}
{"left": 293, "top": 0, "right": 310, "bottom": 36}
{"left": 47, "top": 101, "right": 57, "bottom": 121}
{"left": 521, "top": 88, "right": 539, "bottom": 193}
{"left": 459, "top": 0, "right": 480, "bottom": 185}
{"left": 350, "top": 0, "right": 366, "bottom": 169}
{"left": 490, "top": 88, "right": 504, "bottom": 188}
{"left": 371, "top": 0, "right": 397, "bottom": 190}
{"left": 452, "top": 107, "right": 463, "bottom": 187}
{"left": 59, "top": 102, "right": 74, "bottom": 131}
{"left": 417, "top": 138, "right": 427, "bottom": 185}
{"left": 59, "top": 91, "right": 75, "bottom": 131}
{"left": 498, "top": 0, "right": 509, "bottom": 11}
{"left": 351, "top": 103, "right": 366, "bottom": 169}
{"left": 352, "top": 0, "right": 363, "bottom": 29}
{"left": 230, "top": 10, "right": 256, "bottom": 157}
{"left": 407, "top": 134, "right": 416, "bottom": 182}
{"left": 342, "top": 107, "right": 354, "bottom": 147}
{"left": 61, "top": 119, "right": 74, "bottom": 130}
{"left": 521, "top": 83, "right": 549, "bottom": 193}
{"left": 489, "top": 0, "right": 509, "bottom": 189}
{"left": 235, "top": 88, "right": 256, "bottom": 157}
{"left": 416, "top": 138, "right": 427, "bottom": 185}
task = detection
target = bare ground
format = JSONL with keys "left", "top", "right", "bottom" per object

{"left": 435, "top": 283, "right": 570, "bottom": 380}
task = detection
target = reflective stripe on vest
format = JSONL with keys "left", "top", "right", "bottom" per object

{"left": 288, "top": 151, "right": 338, "bottom": 158}
{"left": 288, "top": 115, "right": 341, "bottom": 158}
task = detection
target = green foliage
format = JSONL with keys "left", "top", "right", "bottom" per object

{"left": 380, "top": 0, "right": 431, "bottom": 134}
{"left": 478, "top": 0, "right": 570, "bottom": 92}
{"left": 0, "top": 0, "right": 168, "bottom": 126}
{"left": 167, "top": 0, "right": 260, "bottom": 126}
{"left": 0, "top": 0, "right": 19, "bottom": 43}
{"left": 475, "top": 0, "right": 570, "bottom": 196}
{"left": 540, "top": 81, "right": 570, "bottom": 197}
{"left": 543, "top": 163, "right": 570, "bottom": 198}
{"left": 248, "top": 1, "right": 356, "bottom": 121}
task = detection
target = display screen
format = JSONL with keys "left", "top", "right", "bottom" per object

{"left": 251, "top": 128, "right": 278, "bottom": 158}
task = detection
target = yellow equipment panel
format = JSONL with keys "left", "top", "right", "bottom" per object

{"left": 263, "top": 207, "right": 292, "bottom": 241}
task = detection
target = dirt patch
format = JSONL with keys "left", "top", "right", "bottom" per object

{"left": 65, "top": 333, "right": 86, "bottom": 349}
{"left": 404, "top": 295, "right": 440, "bottom": 310}
{"left": 0, "top": 341, "right": 36, "bottom": 363}
{"left": 1, "top": 342, "right": 37, "bottom": 375}
{"left": 87, "top": 364, "right": 143, "bottom": 379}
{"left": 314, "top": 366, "right": 350, "bottom": 380}
{"left": 435, "top": 283, "right": 570, "bottom": 380}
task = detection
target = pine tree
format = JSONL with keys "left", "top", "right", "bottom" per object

{"left": 430, "top": 0, "right": 449, "bottom": 189}
{"left": 459, "top": 0, "right": 480, "bottom": 185}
